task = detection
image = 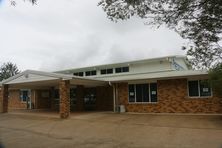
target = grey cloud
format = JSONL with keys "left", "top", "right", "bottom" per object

{"left": 0, "top": 0, "right": 186, "bottom": 71}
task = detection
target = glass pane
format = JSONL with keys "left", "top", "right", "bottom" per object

{"left": 101, "top": 69, "right": 106, "bottom": 75}
{"left": 54, "top": 89, "right": 59, "bottom": 99}
{"left": 79, "top": 72, "right": 84, "bottom": 76}
{"left": 122, "top": 67, "right": 129, "bottom": 72}
{"left": 136, "top": 84, "right": 143, "bottom": 102}
{"left": 150, "top": 83, "right": 157, "bottom": 102}
{"left": 73, "top": 73, "right": 78, "bottom": 76}
{"left": 142, "top": 84, "right": 149, "bottom": 102}
{"left": 20, "top": 90, "right": 28, "bottom": 102}
{"left": 199, "top": 80, "right": 212, "bottom": 97}
{"left": 84, "top": 88, "right": 96, "bottom": 105}
{"left": 107, "top": 68, "right": 113, "bottom": 74}
{"left": 91, "top": 70, "right": 97, "bottom": 75}
{"left": 85, "top": 71, "right": 91, "bottom": 76}
{"left": 70, "top": 88, "right": 76, "bottom": 105}
{"left": 128, "top": 84, "right": 135, "bottom": 102}
{"left": 188, "top": 81, "right": 199, "bottom": 97}
{"left": 115, "top": 67, "right": 122, "bottom": 73}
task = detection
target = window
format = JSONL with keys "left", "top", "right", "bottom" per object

{"left": 91, "top": 70, "right": 96, "bottom": 75}
{"left": 122, "top": 67, "right": 129, "bottom": 72}
{"left": 53, "top": 89, "right": 77, "bottom": 106}
{"left": 73, "top": 72, "right": 84, "bottom": 77}
{"left": 150, "top": 83, "right": 158, "bottom": 102}
{"left": 85, "top": 71, "right": 91, "bottom": 76}
{"left": 115, "top": 67, "right": 122, "bottom": 73}
{"left": 85, "top": 70, "right": 97, "bottom": 76}
{"left": 70, "top": 88, "right": 76, "bottom": 105}
{"left": 101, "top": 69, "right": 106, "bottom": 75}
{"left": 115, "top": 66, "right": 129, "bottom": 73}
{"left": 20, "top": 90, "right": 29, "bottom": 102}
{"left": 107, "top": 68, "right": 113, "bottom": 74}
{"left": 128, "top": 83, "right": 157, "bottom": 103}
{"left": 188, "top": 80, "right": 212, "bottom": 97}
{"left": 100, "top": 68, "right": 113, "bottom": 75}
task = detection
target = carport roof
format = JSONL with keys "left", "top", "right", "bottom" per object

{"left": 0, "top": 70, "right": 106, "bottom": 86}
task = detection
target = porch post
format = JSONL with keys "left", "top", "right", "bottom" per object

{"left": 0, "top": 84, "right": 9, "bottom": 113}
{"left": 59, "top": 80, "right": 70, "bottom": 119}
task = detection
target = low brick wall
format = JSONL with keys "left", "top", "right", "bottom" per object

{"left": 8, "top": 90, "right": 27, "bottom": 109}
{"left": 8, "top": 89, "right": 51, "bottom": 110}
{"left": 118, "top": 79, "right": 222, "bottom": 113}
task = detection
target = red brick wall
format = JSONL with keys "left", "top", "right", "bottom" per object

{"left": 59, "top": 80, "right": 70, "bottom": 118}
{"left": 8, "top": 89, "right": 51, "bottom": 110}
{"left": 117, "top": 79, "right": 222, "bottom": 113}
{"left": 8, "top": 90, "right": 27, "bottom": 109}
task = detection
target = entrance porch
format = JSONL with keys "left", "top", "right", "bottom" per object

{"left": 0, "top": 70, "right": 114, "bottom": 119}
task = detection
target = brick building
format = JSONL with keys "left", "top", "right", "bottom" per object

{"left": 0, "top": 55, "right": 221, "bottom": 118}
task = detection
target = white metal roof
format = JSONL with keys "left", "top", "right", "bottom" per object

{"left": 0, "top": 70, "right": 106, "bottom": 86}
{"left": 0, "top": 69, "right": 208, "bottom": 86}
{"left": 95, "top": 70, "right": 208, "bottom": 82}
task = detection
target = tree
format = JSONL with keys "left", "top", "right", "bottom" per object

{"left": 209, "top": 63, "right": 222, "bottom": 96}
{"left": 0, "top": 62, "right": 20, "bottom": 81}
{"left": 98, "top": 0, "right": 222, "bottom": 69}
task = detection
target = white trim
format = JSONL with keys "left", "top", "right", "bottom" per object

{"left": 128, "top": 80, "right": 157, "bottom": 84}
{"left": 96, "top": 70, "right": 208, "bottom": 82}
{"left": 1, "top": 69, "right": 107, "bottom": 86}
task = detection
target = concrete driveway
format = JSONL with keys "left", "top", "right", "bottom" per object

{"left": 0, "top": 112, "right": 222, "bottom": 148}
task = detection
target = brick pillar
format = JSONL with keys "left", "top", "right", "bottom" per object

{"left": 0, "top": 85, "right": 9, "bottom": 113}
{"left": 76, "top": 85, "right": 84, "bottom": 111}
{"left": 59, "top": 80, "right": 70, "bottom": 119}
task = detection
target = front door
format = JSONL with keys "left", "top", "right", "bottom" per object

{"left": 21, "top": 89, "right": 32, "bottom": 109}
{"left": 84, "top": 88, "right": 96, "bottom": 111}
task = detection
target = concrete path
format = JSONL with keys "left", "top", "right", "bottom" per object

{"left": 0, "top": 112, "right": 222, "bottom": 148}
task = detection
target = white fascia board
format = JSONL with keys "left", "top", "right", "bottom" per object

{"left": 1, "top": 70, "right": 73, "bottom": 85}
{"left": 0, "top": 69, "right": 106, "bottom": 85}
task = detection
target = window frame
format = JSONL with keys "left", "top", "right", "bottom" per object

{"left": 128, "top": 83, "right": 158, "bottom": 104}
{"left": 85, "top": 70, "right": 97, "bottom": 76}
{"left": 107, "top": 68, "right": 113, "bottom": 74}
{"left": 73, "top": 72, "right": 84, "bottom": 76}
{"left": 100, "top": 68, "right": 113, "bottom": 75}
{"left": 187, "top": 79, "right": 213, "bottom": 98}
{"left": 115, "top": 66, "right": 129, "bottom": 73}
{"left": 20, "top": 89, "right": 29, "bottom": 102}
{"left": 100, "top": 69, "right": 107, "bottom": 75}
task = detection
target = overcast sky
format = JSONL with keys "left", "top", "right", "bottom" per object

{"left": 0, "top": 0, "right": 186, "bottom": 71}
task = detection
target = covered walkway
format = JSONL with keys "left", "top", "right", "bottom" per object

{"left": 0, "top": 70, "right": 113, "bottom": 119}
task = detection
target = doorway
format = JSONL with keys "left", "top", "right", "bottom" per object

{"left": 84, "top": 88, "right": 96, "bottom": 111}
{"left": 20, "top": 89, "right": 32, "bottom": 109}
